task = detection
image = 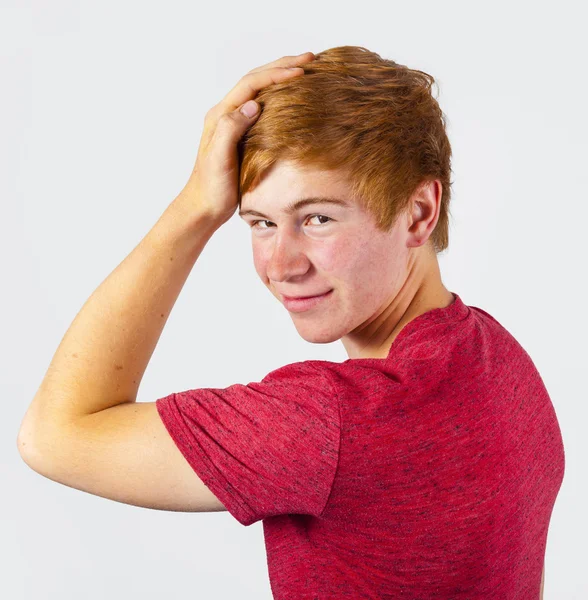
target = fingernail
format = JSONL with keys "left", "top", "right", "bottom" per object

{"left": 240, "top": 100, "right": 259, "bottom": 118}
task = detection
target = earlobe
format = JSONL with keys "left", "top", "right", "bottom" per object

{"left": 407, "top": 203, "right": 432, "bottom": 244}
{"left": 407, "top": 235, "right": 429, "bottom": 249}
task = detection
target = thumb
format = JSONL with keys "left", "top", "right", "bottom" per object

{"left": 208, "top": 100, "right": 260, "bottom": 167}
{"left": 239, "top": 100, "right": 260, "bottom": 119}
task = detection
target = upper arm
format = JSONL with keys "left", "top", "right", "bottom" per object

{"left": 540, "top": 564, "right": 544, "bottom": 600}
{"left": 18, "top": 401, "right": 227, "bottom": 513}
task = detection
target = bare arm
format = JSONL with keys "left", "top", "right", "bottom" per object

{"left": 18, "top": 53, "right": 313, "bottom": 434}
{"left": 540, "top": 564, "right": 544, "bottom": 600}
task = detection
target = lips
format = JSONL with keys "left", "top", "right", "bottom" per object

{"left": 282, "top": 290, "right": 332, "bottom": 301}
{"left": 281, "top": 289, "right": 334, "bottom": 313}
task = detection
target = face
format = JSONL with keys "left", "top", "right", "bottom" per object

{"left": 239, "top": 160, "right": 419, "bottom": 346}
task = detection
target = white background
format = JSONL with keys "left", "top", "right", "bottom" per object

{"left": 2, "top": 1, "right": 586, "bottom": 598}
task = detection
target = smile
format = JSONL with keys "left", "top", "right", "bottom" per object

{"left": 282, "top": 289, "right": 334, "bottom": 313}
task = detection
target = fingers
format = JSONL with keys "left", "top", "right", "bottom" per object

{"left": 220, "top": 52, "right": 316, "bottom": 112}
{"left": 201, "top": 67, "right": 302, "bottom": 153}
{"left": 207, "top": 105, "right": 262, "bottom": 171}
{"left": 247, "top": 51, "right": 316, "bottom": 75}
{"left": 199, "top": 52, "right": 316, "bottom": 154}
{"left": 221, "top": 66, "right": 304, "bottom": 112}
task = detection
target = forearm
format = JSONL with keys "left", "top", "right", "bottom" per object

{"left": 21, "top": 194, "right": 220, "bottom": 429}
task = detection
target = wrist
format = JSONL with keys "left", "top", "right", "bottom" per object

{"left": 174, "top": 177, "right": 232, "bottom": 230}
{"left": 144, "top": 195, "right": 219, "bottom": 261}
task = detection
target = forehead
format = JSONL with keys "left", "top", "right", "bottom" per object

{"left": 239, "top": 160, "right": 357, "bottom": 218}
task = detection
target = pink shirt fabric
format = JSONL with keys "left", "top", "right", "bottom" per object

{"left": 155, "top": 292, "right": 565, "bottom": 599}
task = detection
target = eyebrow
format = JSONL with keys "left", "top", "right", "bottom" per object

{"left": 238, "top": 196, "right": 350, "bottom": 219}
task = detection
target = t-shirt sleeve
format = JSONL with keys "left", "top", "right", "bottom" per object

{"left": 154, "top": 360, "right": 341, "bottom": 526}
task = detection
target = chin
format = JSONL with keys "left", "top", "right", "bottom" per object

{"left": 292, "top": 325, "right": 342, "bottom": 345}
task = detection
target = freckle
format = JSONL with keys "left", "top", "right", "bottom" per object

{"left": 169, "top": 256, "right": 174, "bottom": 261}
{"left": 114, "top": 364, "right": 123, "bottom": 371}
{"left": 160, "top": 313, "right": 164, "bottom": 318}
{"left": 72, "top": 353, "right": 78, "bottom": 358}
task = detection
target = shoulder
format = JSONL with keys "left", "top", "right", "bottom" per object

{"left": 262, "top": 359, "right": 337, "bottom": 385}
{"left": 256, "top": 359, "right": 341, "bottom": 417}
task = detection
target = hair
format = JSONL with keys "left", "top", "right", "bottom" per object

{"left": 237, "top": 45, "right": 454, "bottom": 254}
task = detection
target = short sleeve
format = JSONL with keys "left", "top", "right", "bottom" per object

{"left": 155, "top": 360, "right": 341, "bottom": 526}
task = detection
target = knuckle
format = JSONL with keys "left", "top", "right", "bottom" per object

{"left": 204, "top": 105, "right": 218, "bottom": 121}
{"left": 246, "top": 55, "right": 296, "bottom": 75}
{"left": 218, "top": 112, "right": 237, "bottom": 127}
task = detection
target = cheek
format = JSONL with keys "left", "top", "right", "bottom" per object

{"left": 338, "top": 238, "right": 401, "bottom": 298}
{"left": 314, "top": 242, "right": 342, "bottom": 272}
{"left": 331, "top": 237, "right": 372, "bottom": 276}
{"left": 250, "top": 236, "right": 388, "bottom": 289}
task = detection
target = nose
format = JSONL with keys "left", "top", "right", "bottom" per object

{"left": 266, "top": 230, "right": 311, "bottom": 283}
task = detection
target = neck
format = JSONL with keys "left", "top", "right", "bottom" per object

{"left": 341, "top": 244, "right": 453, "bottom": 360}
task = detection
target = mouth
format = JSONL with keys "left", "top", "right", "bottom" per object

{"left": 281, "top": 291, "right": 333, "bottom": 301}
{"left": 281, "top": 289, "right": 334, "bottom": 313}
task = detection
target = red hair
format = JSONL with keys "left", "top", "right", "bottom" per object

{"left": 238, "top": 45, "right": 454, "bottom": 253}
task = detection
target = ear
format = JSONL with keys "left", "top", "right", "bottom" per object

{"left": 407, "top": 180, "right": 442, "bottom": 248}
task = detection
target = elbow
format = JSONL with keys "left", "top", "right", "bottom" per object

{"left": 17, "top": 421, "right": 37, "bottom": 467}
{"left": 17, "top": 415, "right": 48, "bottom": 470}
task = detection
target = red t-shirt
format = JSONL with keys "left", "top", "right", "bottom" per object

{"left": 155, "top": 292, "right": 565, "bottom": 599}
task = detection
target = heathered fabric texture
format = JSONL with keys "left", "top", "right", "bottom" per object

{"left": 155, "top": 292, "right": 565, "bottom": 599}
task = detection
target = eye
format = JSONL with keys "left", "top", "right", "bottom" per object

{"left": 308, "top": 215, "right": 332, "bottom": 226}
{"left": 250, "top": 215, "right": 333, "bottom": 229}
